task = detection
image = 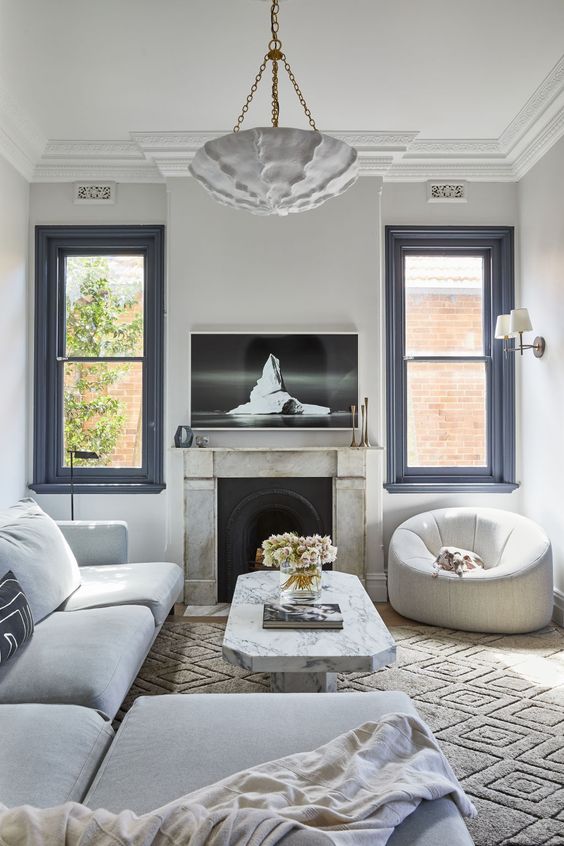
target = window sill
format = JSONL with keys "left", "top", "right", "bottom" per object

{"left": 28, "top": 482, "right": 166, "bottom": 495}
{"left": 384, "top": 482, "right": 519, "bottom": 494}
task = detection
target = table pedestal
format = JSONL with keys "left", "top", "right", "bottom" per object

{"left": 270, "top": 671, "right": 337, "bottom": 693}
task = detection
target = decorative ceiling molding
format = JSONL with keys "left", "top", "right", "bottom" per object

{"left": 500, "top": 55, "right": 564, "bottom": 153}
{"left": 0, "top": 81, "right": 46, "bottom": 180}
{"left": 130, "top": 130, "right": 414, "bottom": 179}
{"left": 43, "top": 140, "right": 143, "bottom": 159}
{"left": 406, "top": 139, "right": 503, "bottom": 157}
{"left": 329, "top": 131, "right": 419, "bottom": 149}
{"left": 33, "top": 162, "right": 162, "bottom": 183}
{"left": 2, "top": 53, "right": 564, "bottom": 184}
{"left": 130, "top": 131, "right": 223, "bottom": 149}
{"left": 130, "top": 130, "right": 420, "bottom": 151}
{"left": 512, "top": 106, "right": 564, "bottom": 180}
{"left": 386, "top": 161, "right": 515, "bottom": 182}
{"left": 34, "top": 139, "right": 161, "bottom": 182}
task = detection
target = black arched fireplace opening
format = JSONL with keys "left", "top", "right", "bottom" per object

{"left": 217, "top": 477, "right": 333, "bottom": 602}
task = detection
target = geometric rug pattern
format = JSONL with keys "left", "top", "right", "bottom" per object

{"left": 119, "top": 620, "right": 564, "bottom": 846}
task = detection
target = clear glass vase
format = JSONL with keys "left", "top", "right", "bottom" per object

{"left": 279, "top": 560, "right": 323, "bottom": 603}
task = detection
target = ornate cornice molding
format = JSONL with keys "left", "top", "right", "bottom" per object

{"left": 0, "top": 80, "right": 46, "bottom": 179}
{"left": 324, "top": 131, "right": 419, "bottom": 149}
{"left": 407, "top": 139, "right": 503, "bottom": 157}
{"left": 500, "top": 55, "right": 564, "bottom": 152}
{"left": 3, "top": 52, "right": 563, "bottom": 184}
{"left": 34, "top": 138, "right": 160, "bottom": 181}
{"left": 354, "top": 155, "right": 396, "bottom": 175}
{"left": 131, "top": 130, "right": 420, "bottom": 151}
{"left": 33, "top": 162, "right": 162, "bottom": 183}
{"left": 131, "top": 131, "right": 221, "bottom": 149}
{"left": 43, "top": 140, "right": 143, "bottom": 159}
{"left": 512, "top": 106, "right": 564, "bottom": 180}
{"left": 386, "top": 161, "right": 515, "bottom": 182}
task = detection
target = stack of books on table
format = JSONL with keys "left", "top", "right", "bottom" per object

{"left": 262, "top": 602, "right": 343, "bottom": 630}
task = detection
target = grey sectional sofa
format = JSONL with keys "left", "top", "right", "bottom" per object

{"left": 0, "top": 692, "right": 474, "bottom": 845}
{"left": 0, "top": 513, "right": 474, "bottom": 845}
{"left": 0, "top": 518, "right": 184, "bottom": 719}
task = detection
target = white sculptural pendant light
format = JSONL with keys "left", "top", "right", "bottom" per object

{"left": 189, "top": 0, "right": 359, "bottom": 216}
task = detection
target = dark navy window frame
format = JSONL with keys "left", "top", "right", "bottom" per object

{"left": 31, "top": 225, "right": 165, "bottom": 494}
{"left": 385, "top": 226, "right": 517, "bottom": 494}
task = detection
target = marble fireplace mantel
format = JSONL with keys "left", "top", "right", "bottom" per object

{"left": 182, "top": 446, "right": 383, "bottom": 605}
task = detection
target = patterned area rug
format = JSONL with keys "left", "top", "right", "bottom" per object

{"left": 119, "top": 620, "right": 564, "bottom": 846}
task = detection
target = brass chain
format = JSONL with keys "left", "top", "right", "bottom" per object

{"left": 271, "top": 58, "right": 280, "bottom": 127}
{"left": 282, "top": 55, "right": 317, "bottom": 131}
{"left": 270, "top": 0, "right": 280, "bottom": 47}
{"left": 233, "top": 56, "right": 269, "bottom": 133}
{"left": 232, "top": 0, "right": 318, "bottom": 133}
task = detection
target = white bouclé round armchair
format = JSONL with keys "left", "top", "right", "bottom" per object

{"left": 388, "top": 507, "right": 553, "bottom": 633}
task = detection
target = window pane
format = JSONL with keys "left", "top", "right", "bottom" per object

{"left": 407, "top": 361, "right": 487, "bottom": 467}
{"left": 65, "top": 255, "right": 144, "bottom": 357}
{"left": 405, "top": 255, "right": 484, "bottom": 356}
{"left": 63, "top": 362, "right": 143, "bottom": 468}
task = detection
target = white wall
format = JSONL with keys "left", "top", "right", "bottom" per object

{"left": 27, "top": 176, "right": 526, "bottom": 591}
{"left": 518, "top": 135, "right": 564, "bottom": 609}
{"left": 165, "top": 176, "right": 385, "bottom": 582}
{"left": 381, "top": 181, "right": 523, "bottom": 546}
{"left": 0, "top": 154, "right": 29, "bottom": 507}
{"left": 29, "top": 178, "right": 385, "bottom": 572}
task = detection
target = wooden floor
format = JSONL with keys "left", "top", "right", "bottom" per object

{"left": 173, "top": 602, "right": 414, "bottom": 627}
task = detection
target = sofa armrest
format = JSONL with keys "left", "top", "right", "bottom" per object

{"left": 57, "top": 521, "right": 128, "bottom": 566}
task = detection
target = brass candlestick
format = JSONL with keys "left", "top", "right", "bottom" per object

{"left": 360, "top": 404, "right": 367, "bottom": 447}
{"left": 363, "top": 396, "right": 371, "bottom": 448}
{"left": 350, "top": 405, "right": 358, "bottom": 448}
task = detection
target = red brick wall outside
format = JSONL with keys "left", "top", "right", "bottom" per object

{"left": 105, "top": 362, "right": 143, "bottom": 467}
{"left": 108, "top": 296, "right": 143, "bottom": 467}
{"left": 405, "top": 289, "right": 486, "bottom": 467}
{"left": 64, "top": 295, "right": 143, "bottom": 468}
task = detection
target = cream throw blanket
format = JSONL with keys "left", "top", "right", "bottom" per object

{"left": 0, "top": 714, "right": 476, "bottom": 846}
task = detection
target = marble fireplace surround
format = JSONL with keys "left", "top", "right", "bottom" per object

{"left": 183, "top": 447, "right": 383, "bottom": 605}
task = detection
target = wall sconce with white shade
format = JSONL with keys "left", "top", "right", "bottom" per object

{"left": 495, "top": 308, "right": 545, "bottom": 358}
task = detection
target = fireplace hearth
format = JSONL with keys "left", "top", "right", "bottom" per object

{"left": 217, "top": 477, "right": 333, "bottom": 602}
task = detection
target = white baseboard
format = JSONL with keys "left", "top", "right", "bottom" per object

{"left": 366, "top": 573, "right": 388, "bottom": 603}
{"left": 553, "top": 588, "right": 564, "bottom": 626}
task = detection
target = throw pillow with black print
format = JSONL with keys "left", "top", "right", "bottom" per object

{"left": 0, "top": 570, "right": 34, "bottom": 664}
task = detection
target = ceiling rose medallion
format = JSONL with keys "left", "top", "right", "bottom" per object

{"left": 189, "top": 0, "right": 359, "bottom": 216}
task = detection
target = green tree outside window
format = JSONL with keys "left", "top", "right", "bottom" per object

{"left": 64, "top": 256, "right": 144, "bottom": 466}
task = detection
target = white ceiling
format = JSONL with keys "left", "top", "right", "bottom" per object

{"left": 1, "top": 0, "right": 564, "bottom": 181}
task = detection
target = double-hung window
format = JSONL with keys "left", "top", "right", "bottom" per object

{"left": 385, "top": 226, "right": 517, "bottom": 493}
{"left": 32, "top": 225, "right": 165, "bottom": 493}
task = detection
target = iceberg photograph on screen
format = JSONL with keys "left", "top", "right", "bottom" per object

{"left": 190, "top": 332, "right": 358, "bottom": 429}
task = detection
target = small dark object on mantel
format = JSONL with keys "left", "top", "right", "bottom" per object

{"left": 174, "top": 425, "right": 194, "bottom": 448}
{"left": 195, "top": 435, "right": 209, "bottom": 448}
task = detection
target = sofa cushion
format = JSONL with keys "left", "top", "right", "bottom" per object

{"left": 388, "top": 797, "right": 474, "bottom": 846}
{"left": 0, "top": 571, "right": 34, "bottom": 664}
{"left": 86, "top": 692, "right": 473, "bottom": 845}
{"left": 0, "top": 703, "right": 113, "bottom": 807}
{"left": 0, "top": 499, "right": 80, "bottom": 623}
{"left": 60, "top": 562, "right": 184, "bottom": 625}
{"left": 86, "top": 691, "right": 413, "bottom": 811}
{"left": 57, "top": 521, "right": 128, "bottom": 566}
{"left": 0, "top": 605, "right": 155, "bottom": 719}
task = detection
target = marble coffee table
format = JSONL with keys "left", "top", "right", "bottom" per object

{"left": 222, "top": 571, "right": 397, "bottom": 692}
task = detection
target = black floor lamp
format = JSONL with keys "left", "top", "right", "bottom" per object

{"left": 68, "top": 450, "right": 99, "bottom": 520}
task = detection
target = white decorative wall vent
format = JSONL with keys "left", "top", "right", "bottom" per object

{"left": 73, "top": 182, "right": 116, "bottom": 204}
{"left": 427, "top": 181, "right": 467, "bottom": 203}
